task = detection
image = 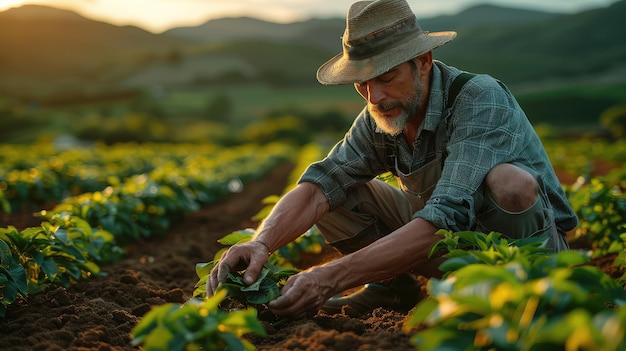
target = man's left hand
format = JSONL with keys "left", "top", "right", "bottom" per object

{"left": 268, "top": 267, "right": 335, "bottom": 318}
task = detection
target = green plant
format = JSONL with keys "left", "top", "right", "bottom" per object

{"left": 405, "top": 232, "right": 626, "bottom": 351}
{"left": 0, "top": 223, "right": 101, "bottom": 292}
{"left": 569, "top": 168, "right": 626, "bottom": 259}
{"left": 428, "top": 230, "right": 551, "bottom": 276}
{"left": 130, "top": 289, "right": 265, "bottom": 351}
{"left": 193, "top": 229, "right": 300, "bottom": 303}
{"left": 0, "top": 238, "right": 27, "bottom": 317}
{"left": 0, "top": 214, "right": 117, "bottom": 316}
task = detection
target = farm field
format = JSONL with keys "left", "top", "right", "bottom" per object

{"left": 2, "top": 2, "right": 626, "bottom": 349}
{"left": 0, "top": 141, "right": 624, "bottom": 351}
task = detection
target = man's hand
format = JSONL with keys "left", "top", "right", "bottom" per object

{"left": 268, "top": 267, "right": 336, "bottom": 318}
{"left": 206, "top": 240, "right": 269, "bottom": 296}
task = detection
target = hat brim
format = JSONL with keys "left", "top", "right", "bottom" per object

{"left": 316, "top": 31, "right": 456, "bottom": 85}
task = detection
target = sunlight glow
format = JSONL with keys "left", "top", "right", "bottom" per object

{"left": 0, "top": 0, "right": 618, "bottom": 33}
{"left": 0, "top": 0, "right": 27, "bottom": 11}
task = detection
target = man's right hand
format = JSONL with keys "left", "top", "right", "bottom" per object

{"left": 206, "top": 240, "right": 270, "bottom": 296}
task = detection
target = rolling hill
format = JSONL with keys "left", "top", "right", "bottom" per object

{"left": 0, "top": 5, "right": 187, "bottom": 96}
{"left": 434, "top": 0, "right": 626, "bottom": 83}
{"left": 0, "top": 1, "right": 624, "bottom": 97}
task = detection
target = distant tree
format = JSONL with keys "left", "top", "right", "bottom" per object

{"left": 165, "top": 50, "right": 184, "bottom": 66}
{"left": 205, "top": 94, "right": 233, "bottom": 124}
{"left": 243, "top": 116, "right": 309, "bottom": 145}
{"left": 600, "top": 104, "right": 626, "bottom": 138}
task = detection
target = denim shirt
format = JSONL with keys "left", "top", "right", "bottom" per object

{"left": 299, "top": 60, "right": 578, "bottom": 233}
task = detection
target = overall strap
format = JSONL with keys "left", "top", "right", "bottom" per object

{"left": 440, "top": 71, "right": 476, "bottom": 159}
{"left": 446, "top": 72, "right": 476, "bottom": 111}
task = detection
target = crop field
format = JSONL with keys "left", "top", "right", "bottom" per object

{"left": 0, "top": 140, "right": 625, "bottom": 351}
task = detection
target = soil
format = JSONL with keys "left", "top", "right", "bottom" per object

{"left": 0, "top": 162, "right": 622, "bottom": 351}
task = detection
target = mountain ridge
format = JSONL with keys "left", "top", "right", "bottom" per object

{"left": 0, "top": 2, "right": 624, "bottom": 97}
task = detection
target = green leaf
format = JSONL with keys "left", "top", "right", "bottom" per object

{"left": 54, "top": 228, "right": 69, "bottom": 244}
{"left": 217, "top": 230, "right": 254, "bottom": 246}
{"left": 438, "top": 256, "right": 479, "bottom": 273}
{"left": 0, "top": 240, "right": 27, "bottom": 295}
{"left": 202, "top": 289, "right": 227, "bottom": 312}
{"left": 195, "top": 262, "right": 214, "bottom": 279}
{"left": 412, "top": 326, "right": 475, "bottom": 351}
{"left": 554, "top": 250, "right": 590, "bottom": 267}
{"left": 219, "top": 332, "right": 245, "bottom": 351}
{"left": 240, "top": 269, "right": 271, "bottom": 292}
{"left": 40, "top": 257, "right": 60, "bottom": 280}
{"left": 131, "top": 304, "right": 178, "bottom": 345}
{"left": 405, "top": 298, "right": 438, "bottom": 329}
{"left": 143, "top": 326, "right": 177, "bottom": 351}
{"left": 222, "top": 307, "right": 266, "bottom": 336}
{"left": 244, "top": 279, "right": 280, "bottom": 304}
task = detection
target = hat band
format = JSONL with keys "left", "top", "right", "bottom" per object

{"left": 343, "top": 15, "right": 422, "bottom": 60}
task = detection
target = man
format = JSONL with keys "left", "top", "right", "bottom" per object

{"left": 207, "top": 0, "right": 578, "bottom": 318}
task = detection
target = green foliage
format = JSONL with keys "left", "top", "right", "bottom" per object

{"left": 428, "top": 230, "right": 551, "bottom": 277}
{"left": 407, "top": 232, "right": 626, "bottom": 351}
{"left": 130, "top": 289, "right": 265, "bottom": 351}
{"left": 205, "top": 94, "right": 233, "bottom": 124}
{"left": 0, "top": 142, "right": 295, "bottom": 214}
{"left": 0, "top": 142, "right": 294, "bottom": 315}
{"left": 543, "top": 139, "right": 626, "bottom": 183}
{"left": 0, "top": 239, "right": 27, "bottom": 318}
{"left": 0, "top": 214, "right": 117, "bottom": 317}
{"left": 569, "top": 167, "right": 626, "bottom": 259}
{"left": 600, "top": 104, "right": 626, "bottom": 138}
{"left": 243, "top": 116, "right": 310, "bottom": 145}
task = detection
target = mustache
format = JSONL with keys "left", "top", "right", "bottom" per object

{"left": 372, "top": 101, "right": 402, "bottom": 113}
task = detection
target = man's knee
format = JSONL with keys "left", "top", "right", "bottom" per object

{"left": 485, "top": 164, "right": 538, "bottom": 212}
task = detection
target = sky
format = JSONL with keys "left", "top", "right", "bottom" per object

{"left": 0, "top": 0, "right": 618, "bottom": 33}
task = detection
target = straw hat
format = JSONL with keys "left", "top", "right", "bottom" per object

{"left": 317, "top": 0, "right": 456, "bottom": 85}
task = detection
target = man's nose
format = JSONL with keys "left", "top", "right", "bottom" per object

{"left": 366, "top": 83, "right": 385, "bottom": 105}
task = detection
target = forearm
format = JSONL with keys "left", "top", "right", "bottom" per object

{"left": 313, "top": 218, "right": 440, "bottom": 294}
{"left": 253, "top": 182, "right": 329, "bottom": 252}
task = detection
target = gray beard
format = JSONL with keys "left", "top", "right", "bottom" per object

{"left": 371, "top": 92, "right": 421, "bottom": 136}
{"left": 374, "top": 110, "right": 411, "bottom": 136}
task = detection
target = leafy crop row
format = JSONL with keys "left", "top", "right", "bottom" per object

{"left": 131, "top": 144, "right": 327, "bottom": 350}
{"left": 568, "top": 166, "right": 626, "bottom": 285}
{"left": 2, "top": 140, "right": 625, "bottom": 350}
{"left": 542, "top": 139, "right": 626, "bottom": 183}
{"left": 0, "top": 214, "right": 116, "bottom": 317}
{"left": 134, "top": 151, "right": 626, "bottom": 350}
{"left": 407, "top": 231, "right": 626, "bottom": 351}
{"left": 0, "top": 142, "right": 277, "bottom": 213}
{"left": 0, "top": 142, "right": 295, "bottom": 317}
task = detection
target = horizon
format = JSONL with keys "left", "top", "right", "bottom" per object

{"left": 0, "top": 0, "right": 619, "bottom": 33}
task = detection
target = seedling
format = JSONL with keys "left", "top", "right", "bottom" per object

{"left": 131, "top": 289, "right": 265, "bottom": 351}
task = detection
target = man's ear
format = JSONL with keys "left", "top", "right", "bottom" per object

{"left": 416, "top": 51, "right": 433, "bottom": 74}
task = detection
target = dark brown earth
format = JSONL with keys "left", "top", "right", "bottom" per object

{"left": 0, "top": 162, "right": 621, "bottom": 351}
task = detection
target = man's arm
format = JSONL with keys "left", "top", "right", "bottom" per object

{"left": 254, "top": 181, "right": 330, "bottom": 253}
{"left": 207, "top": 181, "right": 329, "bottom": 294}
{"left": 269, "top": 217, "right": 441, "bottom": 316}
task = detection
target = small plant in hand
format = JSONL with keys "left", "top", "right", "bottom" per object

{"left": 194, "top": 229, "right": 300, "bottom": 325}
